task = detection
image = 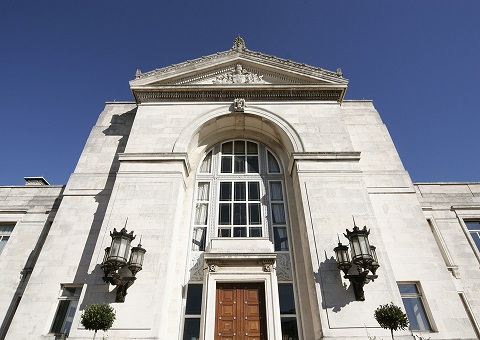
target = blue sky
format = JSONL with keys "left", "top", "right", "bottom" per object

{"left": 1, "top": 1, "right": 479, "bottom": 185}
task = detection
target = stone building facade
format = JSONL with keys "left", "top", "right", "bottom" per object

{"left": 1, "top": 38, "right": 479, "bottom": 339}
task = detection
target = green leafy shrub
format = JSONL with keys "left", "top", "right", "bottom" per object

{"left": 81, "top": 303, "right": 116, "bottom": 339}
{"left": 374, "top": 303, "right": 409, "bottom": 340}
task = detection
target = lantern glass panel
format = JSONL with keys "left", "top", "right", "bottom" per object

{"left": 358, "top": 235, "right": 371, "bottom": 256}
{"left": 119, "top": 237, "right": 131, "bottom": 260}
{"left": 108, "top": 236, "right": 132, "bottom": 264}
{"left": 336, "top": 248, "right": 349, "bottom": 264}
{"left": 138, "top": 251, "right": 145, "bottom": 265}
{"left": 350, "top": 237, "right": 361, "bottom": 258}
{"left": 334, "top": 243, "right": 351, "bottom": 268}
{"left": 130, "top": 251, "right": 139, "bottom": 265}
{"left": 335, "top": 250, "right": 342, "bottom": 263}
{"left": 109, "top": 238, "right": 121, "bottom": 258}
{"left": 370, "top": 246, "right": 378, "bottom": 262}
{"left": 130, "top": 249, "right": 145, "bottom": 267}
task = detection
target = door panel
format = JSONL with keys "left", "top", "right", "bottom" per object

{"left": 215, "top": 283, "right": 267, "bottom": 340}
{"left": 216, "top": 286, "right": 237, "bottom": 339}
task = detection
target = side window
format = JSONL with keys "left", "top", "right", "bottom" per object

{"left": 270, "top": 181, "right": 288, "bottom": 251}
{"left": 0, "top": 224, "right": 15, "bottom": 255}
{"left": 50, "top": 286, "right": 82, "bottom": 336}
{"left": 465, "top": 221, "right": 480, "bottom": 252}
{"left": 192, "top": 182, "right": 210, "bottom": 251}
{"left": 278, "top": 283, "right": 299, "bottom": 339}
{"left": 397, "top": 283, "right": 432, "bottom": 331}
{"left": 183, "top": 284, "right": 203, "bottom": 340}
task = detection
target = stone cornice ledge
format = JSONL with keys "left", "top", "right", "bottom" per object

{"left": 118, "top": 152, "right": 191, "bottom": 174}
{"left": 451, "top": 205, "right": 480, "bottom": 210}
{"left": 0, "top": 208, "right": 28, "bottom": 214}
{"left": 132, "top": 86, "right": 345, "bottom": 103}
{"left": 288, "top": 151, "right": 361, "bottom": 174}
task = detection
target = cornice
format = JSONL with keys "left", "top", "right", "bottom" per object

{"left": 118, "top": 152, "right": 191, "bottom": 174}
{"left": 133, "top": 86, "right": 345, "bottom": 103}
{"left": 288, "top": 151, "right": 361, "bottom": 174}
{"left": 291, "top": 151, "right": 361, "bottom": 161}
{"left": 451, "top": 205, "right": 480, "bottom": 210}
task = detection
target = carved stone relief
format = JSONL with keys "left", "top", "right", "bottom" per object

{"left": 276, "top": 253, "right": 292, "bottom": 281}
{"left": 261, "top": 259, "right": 276, "bottom": 272}
{"left": 189, "top": 252, "right": 204, "bottom": 281}
{"left": 213, "top": 64, "right": 265, "bottom": 84}
{"left": 233, "top": 98, "right": 245, "bottom": 112}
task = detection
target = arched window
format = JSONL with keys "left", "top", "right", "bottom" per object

{"left": 191, "top": 140, "right": 288, "bottom": 251}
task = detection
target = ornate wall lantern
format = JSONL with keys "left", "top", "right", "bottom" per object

{"left": 100, "top": 226, "right": 146, "bottom": 302}
{"left": 334, "top": 221, "right": 379, "bottom": 301}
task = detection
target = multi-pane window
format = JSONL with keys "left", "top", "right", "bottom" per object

{"left": 278, "top": 283, "right": 299, "bottom": 339}
{"left": 192, "top": 140, "right": 290, "bottom": 245}
{"left": 0, "top": 224, "right": 14, "bottom": 255}
{"left": 50, "top": 286, "right": 82, "bottom": 335}
{"left": 220, "top": 141, "right": 259, "bottom": 174}
{"left": 465, "top": 221, "right": 480, "bottom": 252}
{"left": 398, "top": 283, "right": 432, "bottom": 331}
{"left": 183, "top": 284, "right": 203, "bottom": 340}
{"left": 218, "top": 181, "right": 262, "bottom": 237}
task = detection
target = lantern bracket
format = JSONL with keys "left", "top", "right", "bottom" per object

{"left": 102, "top": 272, "right": 137, "bottom": 302}
{"left": 100, "top": 227, "right": 146, "bottom": 302}
{"left": 333, "top": 222, "right": 380, "bottom": 301}
{"left": 344, "top": 267, "right": 378, "bottom": 301}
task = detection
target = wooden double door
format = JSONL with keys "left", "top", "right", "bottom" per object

{"left": 215, "top": 282, "right": 267, "bottom": 340}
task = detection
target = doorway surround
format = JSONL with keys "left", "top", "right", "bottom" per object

{"left": 201, "top": 238, "right": 282, "bottom": 340}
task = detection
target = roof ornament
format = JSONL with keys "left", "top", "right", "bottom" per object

{"left": 232, "top": 36, "right": 246, "bottom": 51}
{"left": 135, "top": 69, "right": 142, "bottom": 79}
{"left": 336, "top": 68, "right": 343, "bottom": 77}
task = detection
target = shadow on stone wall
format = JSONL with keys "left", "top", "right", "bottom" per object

{"left": 0, "top": 191, "right": 64, "bottom": 339}
{"left": 72, "top": 108, "right": 136, "bottom": 307}
{"left": 315, "top": 252, "right": 356, "bottom": 312}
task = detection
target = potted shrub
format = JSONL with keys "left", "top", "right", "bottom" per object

{"left": 374, "top": 302, "right": 409, "bottom": 340}
{"left": 80, "top": 303, "right": 116, "bottom": 339}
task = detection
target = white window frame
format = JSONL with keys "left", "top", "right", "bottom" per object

{"left": 182, "top": 283, "right": 203, "bottom": 340}
{"left": 50, "top": 285, "right": 83, "bottom": 336}
{"left": 0, "top": 223, "right": 15, "bottom": 255}
{"left": 397, "top": 282, "right": 434, "bottom": 332}
{"left": 464, "top": 220, "right": 480, "bottom": 251}
{"left": 453, "top": 208, "right": 480, "bottom": 264}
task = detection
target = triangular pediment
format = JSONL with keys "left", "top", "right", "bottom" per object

{"left": 130, "top": 37, "right": 348, "bottom": 103}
